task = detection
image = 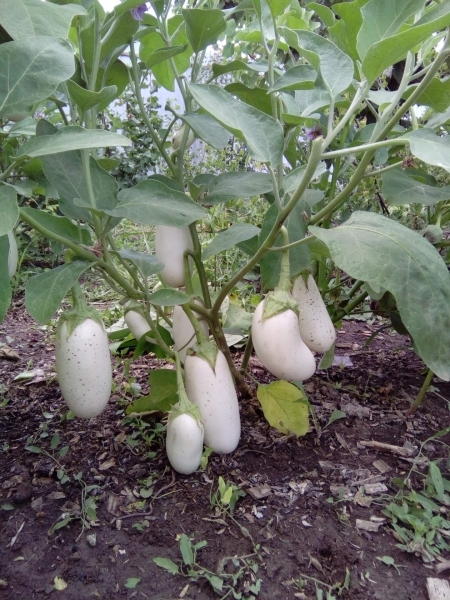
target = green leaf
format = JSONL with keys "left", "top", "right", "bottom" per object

{"left": 181, "top": 113, "right": 230, "bottom": 150}
{"left": 206, "top": 575, "right": 224, "bottom": 592}
{"left": 429, "top": 461, "right": 445, "bottom": 501}
{"left": 203, "top": 223, "right": 261, "bottom": 260}
{"left": 0, "top": 37, "right": 75, "bottom": 118}
{"left": 223, "top": 303, "right": 253, "bottom": 332}
{"left": 25, "top": 445, "right": 42, "bottom": 453}
{"left": 0, "top": 0, "right": 86, "bottom": 40}
{"left": 310, "top": 211, "right": 450, "bottom": 381}
{"left": 257, "top": 380, "right": 310, "bottom": 436}
{"left": 326, "top": 409, "right": 347, "bottom": 427}
{"left": 21, "top": 208, "right": 92, "bottom": 245}
{"left": 357, "top": 0, "right": 426, "bottom": 61}
{"left": 328, "top": 0, "right": 369, "bottom": 61}
{"left": 0, "top": 185, "right": 19, "bottom": 235}
{"left": 182, "top": 8, "right": 226, "bottom": 52}
{"left": 211, "top": 59, "right": 268, "bottom": 79}
{"left": 117, "top": 249, "right": 164, "bottom": 278}
{"left": 198, "top": 172, "right": 273, "bottom": 205}
{"left": 17, "top": 125, "right": 131, "bottom": 158}
{"left": 25, "top": 261, "right": 91, "bottom": 324}
{"left": 225, "top": 82, "right": 273, "bottom": 116}
{"left": 361, "top": 2, "right": 450, "bottom": 83}
{"left": 179, "top": 533, "right": 193, "bottom": 565}
{"left": 269, "top": 65, "right": 317, "bottom": 93}
{"left": 259, "top": 203, "right": 310, "bottom": 290}
{"left": 266, "top": 0, "right": 291, "bottom": 17}
{"left": 124, "top": 578, "right": 140, "bottom": 589}
{"left": 318, "top": 343, "right": 335, "bottom": 370}
{"left": 139, "top": 15, "right": 191, "bottom": 91}
{"left": 149, "top": 289, "right": 190, "bottom": 306}
{"left": 280, "top": 29, "right": 354, "bottom": 99}
{"left": 50, "top": 433, "right": 60, "bottom": 450}
{"left": 382, "top": 169, "right": 450, "bottom": 206}
{"left": 0, "top": 235, "right": 12, "bottom": 322}
{"left": 307, "top": 2, "right": 336, "bottom": 28}
{"left": 143, "top": 44, "right": 188, "bottom": 68}
{"left": 108, "top": 180, "right": 206, "bottom": 226}
{"left": 404, "top": 77, "right": 450, "bottom": 113}
{"left": 66, "top": 81, "right": 118, "bottom": 112}
{"left": 404, "top": 128, "right": 450, "bottom": 174}
{"left": 189, "top": 83, "right": 284, "bottom": 165}
{"left": 126, "top": 369, "right": 178, "bottom": 414}
{"left": 153, "top": 557, "right": 179, "bottom": 574}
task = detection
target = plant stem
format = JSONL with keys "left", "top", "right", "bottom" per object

{"left": 407, "top": 368, "right": 434, "bottom": 415}
{"left": 332, "top": 290, "right": 368, "bottom": 322}
{"left": 363, "top": 160, "right": 404, "bottom": 178}
{"left": 322, "top": 138, "right": 408, "bottom": 160}
{"left": 276, "top": 227, "right": 291, "bottom": 292}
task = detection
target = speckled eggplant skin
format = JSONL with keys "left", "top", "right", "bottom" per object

{"left": 55, "top": 318, "right": 112, "bottom": 418}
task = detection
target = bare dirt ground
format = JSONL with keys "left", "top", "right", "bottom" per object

{"left": 1, "top": 299, "right": 449, "bottom": 600}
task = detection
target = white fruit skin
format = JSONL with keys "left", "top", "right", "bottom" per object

{"left": 252, "top": 300, "right": 316, "bottom": 381}
{"left": 155, "top": 225, "right": 193, "bottom": 288}
{"left": 7, "top": 231, "right": 18, "bottom": 279}
{"left": 124, "top": 310, "right": 151, "bottom": 340}
{"left": 172, "top": 125, "right": 195, "bottom": 150}
{"left": 166, "top": 413, "right": 204, "bottom": 475}
{"left": 55, "top": 318, "right": 112, "bottom": 419}
{"left": 292, "top": 275, "right": 336, "bottom": 353}
{"left": 173, "top": 302, "right": 209, "bottom": 362}
{"left": 184, "top": 350, "right": 241, "bottom": 454}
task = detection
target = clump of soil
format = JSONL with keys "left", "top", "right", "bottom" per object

{"left": 1, "top": 301, "right": 449, "bottom": 599}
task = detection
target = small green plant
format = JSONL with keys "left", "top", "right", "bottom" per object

{"left": 376, "top": 556, "right": 405, "bottom": 575}
{"left": 211, "top": 476, "right": 246, "bottom": 514}
{"left": 295, "top": 568, "right": 350, "bottom": 599}
{"left": 154, "top": 533, "right": 262, "bottom": 599}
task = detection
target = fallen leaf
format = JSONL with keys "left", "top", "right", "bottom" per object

{"left": 54, "top": 576, "right": 67, "bottom": 591}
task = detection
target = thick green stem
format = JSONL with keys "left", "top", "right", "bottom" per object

{"left": 407, "top": 369, "right": 434, "bottom": 415}
{"left": 0, "top": 157, "right": 27, "bottom": 181}
{"left": 19, "top": 208, "right": 142, "bottom": 298}
{"left": 277, "top": 227, "right": 291, "bottom": 292}
{"left": 182, "top": 303, "right": 208, "bottom": 345}
{"left": 70, "top": 280, "right": 88, "bottom": 312}
{"left": 363, "top": 160, "right": 404, "bottom": 179}
{"left": 188, "top": 223, "right": 212, "bottom": 309}
{"left": 348, "top": 279, "right": 364, "bottom": 298}
{"left": 323, "top": 138, "right": 407, "bottom": 160}
{"left": 239, "top": 331, "right": 254, "bottom": 375}
{"left": 129, "top": 44, "right": 177, "bottom": 177}
{"left": 333, "top": 290, "right": 368, "bottom": 322}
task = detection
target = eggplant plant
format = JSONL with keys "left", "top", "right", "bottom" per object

{"left": 1, "top": 0, "right": 450, "bottom": 449}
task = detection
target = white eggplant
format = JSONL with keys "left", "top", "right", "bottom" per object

{"left": 166, "top": 412, "right": 204, "bottom": 475}
{"left": 7, "top": 231, "right": 18, "bottom": 279}
{"left": 252, "top": 299, "right": 316, "bottom": 381}
{"left": 172, "top": 124, "right": 195, "bottom": 150}
{"left": 55, "top": 317, "right": 112, "bottom": 419}
{"left": 292, "top": 274, "right": 336, "bottom": 353}
{"left": 155, "top": 225, "right": 193, "bottom": 288}
{"left": 124, "top": 309, "right": 153, "bottom": 341}
{"left": 172, "top": 302, "right": 209, "bottom": 362}
{"left": 184, "top": 349, "right": 240, "bottom": 454}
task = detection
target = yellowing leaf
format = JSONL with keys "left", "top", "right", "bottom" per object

{"left": 54, "top": 576, "right": 67, "bottom": 591}
{"left": 257, "top": 380, "right": 309, "bottom": 436}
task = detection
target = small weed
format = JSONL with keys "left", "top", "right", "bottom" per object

{"left": 154, "top": 533, "right": 262, "bottom": 598}
{"left": 211, "top": 476, "right": 246, "bottom": 514}
{"left": 295, "top": 567, "right": 350, "bottom": 599}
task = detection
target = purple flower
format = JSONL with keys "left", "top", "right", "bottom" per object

{"left": 131, "top": 3, "right": 148, "bottom": 20}
{"left": 304, "top": 124, "right": 323, "bottom": 141}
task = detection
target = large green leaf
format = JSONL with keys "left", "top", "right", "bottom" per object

{"left": 117, "top": 249, "right": 164, "bottom": 279}
{"left": 25, "top": 261, "right": 91, "bottom": 324}
{"left": 269, "top": 65, "right": 317, "bottom": 93}
{"left": 0, "top": 235, "right": 12, "bottom": 322}
{"left": 357, "top": 0, "right": 426, "bottom": 61}
{"left": 189, "top": 83, "right": 284, "bottom": 165}
{"left": 203, "top": 223, "right": 261, "bottom": 260}
{"left": 181, "top": 113, "right": 230, "bottom": 150}
{"left": 0, "top": 37, "right": 75, "bottom": 118}
{"left": 361, "top": 2, "right": 450, "bottom": 83}
{"left": 139, "top": 15, "right": 191, "bottom": 91}
{"left": 107, "top": 180, "right": 206, "bottom": 226}
{"left": 328, "top": 0, "right": 370, "bottom": 61}
{"left": 126, "top": 369, "right": 178, "bottom": 414}
{"left": 404, "top": 77, "right": 450, "bottom": 113}
{"left": 257, "top": 380, "right": 310, "bottom": 436}
{"left": 310, "top": 211, "right": 450, "bottom": 380}
{"left": 17, "top": 125, "right": 131, "bottom": 157}
{"left": 149, "top": 289, "right": 190, "bottom": 306}
{"left": 66, "top": 81, "right": 118, "bottom": 112}
{"left": 280, "top": 28, "right": 354, "bottom": 99}
{"left": 0, "top": 0, "right": 86, "bottom": 40}
{"left": 224, "top": 82, "right": 273, "bottom": 116}
{"left": 259, "top": 203, "right": 311, "bottom": 290}
{"left": 0, "top": 185, "right": 19, "bottom": 236}
{"left": 382, "top": 169, "right": 450, "bottom": 206}
{"left": 21, "top": 208, "right": 92, "bottom": 245}
{"left": 197, "top": 171, "right": 273, "bottom": 204}
{"left": 211, "top": 59, "right": 268, "bottom": 79}
{"left": 281, "top": 87, "right": 333, "bottom": 121}
{"left": 404, "top": 128, "right": 450, "bottom": 173}
{"left": 182, "top": 8, "right": 226, "bottom": 52}
{"left": 143, "top": 45, "right": 188, "bottom": 69}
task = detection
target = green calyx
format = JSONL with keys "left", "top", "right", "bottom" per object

{"left": 57, "top": 304, "right": 105, "bottom": 339}
{"left": 188, "top": 339, "right": 219, "bottom": 372}
{"left": 170, "top": 352, "right": 203, "bottom": 426}
{"left": 262, "top": 289, "right": 299, "bottom": 320}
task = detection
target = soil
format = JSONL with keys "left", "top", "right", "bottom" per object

{"left": 1, "top": 299, "right": 449, "bottom": 600}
